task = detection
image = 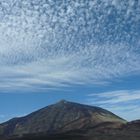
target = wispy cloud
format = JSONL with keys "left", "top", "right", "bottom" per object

{"left": 88, "top": 90, "right": 140, "bottom": 104}
{"left": 0, "top": 1, "right": 139, "bottom": 92}
{"left": 87, "top": 90, "right": 140, "bottom": 120}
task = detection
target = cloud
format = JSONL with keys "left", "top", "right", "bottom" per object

{"left": 0, "top": 0, "right": 139, "bottom": 92}
{"left": 88, "top": 90, "right": 140, "bottom": 104}
{"left": 87, "top": 90, "right": 140, "bottom": 120}
{"left": 0, "top": 45, "right": 139, "bottom": 92}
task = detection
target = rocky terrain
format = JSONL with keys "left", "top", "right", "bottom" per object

{"left": 0, "top": 100, "right": 139, "bottom": 140}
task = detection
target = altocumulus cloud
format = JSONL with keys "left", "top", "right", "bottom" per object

{"left": 0, "top": 0, "right": 140, "bottom": 92}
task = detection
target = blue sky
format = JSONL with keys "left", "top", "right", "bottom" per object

{"left": 0, "top": 0, "right": 140, "bottom": 122}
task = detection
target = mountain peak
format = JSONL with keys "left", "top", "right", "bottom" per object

{"left": 57, "top": 99, "right": 68, "bottom": 104}
{"left": 0, "top": 100, "right": 126, "bottom": 138}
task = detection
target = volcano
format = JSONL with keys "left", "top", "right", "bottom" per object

{"left": 0, "top": 100, "right": 140, "bottom": 140}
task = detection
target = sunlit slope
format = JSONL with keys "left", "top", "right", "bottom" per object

{"left": 0, "top": 100, "right": 126, "bottom": 137}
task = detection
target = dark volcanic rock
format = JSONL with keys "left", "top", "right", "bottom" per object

{"left": 0, "top": 100, "right": 126, "bottom": 139}
{"left": 1, "top": 101, "right": 140, "bottom": 140}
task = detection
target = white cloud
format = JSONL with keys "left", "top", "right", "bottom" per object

{"left": 0, "top": 0, "right": 139, "bottom": 92}
{"left": 0, "top": 44, "right": 139, "bottom": 92}
{"left": 88, "top": 90, "right": 140, "bottom": 104}
{"left": 87, "top": 90, "right": 140, "bottom": 121}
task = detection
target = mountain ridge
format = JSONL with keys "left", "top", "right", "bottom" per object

{"left": 0, "top": 100, "right": 140, "bottom": 140}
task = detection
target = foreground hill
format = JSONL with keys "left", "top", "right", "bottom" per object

{"left": 0, "top": 100, "right": 140, "bottom": 140}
